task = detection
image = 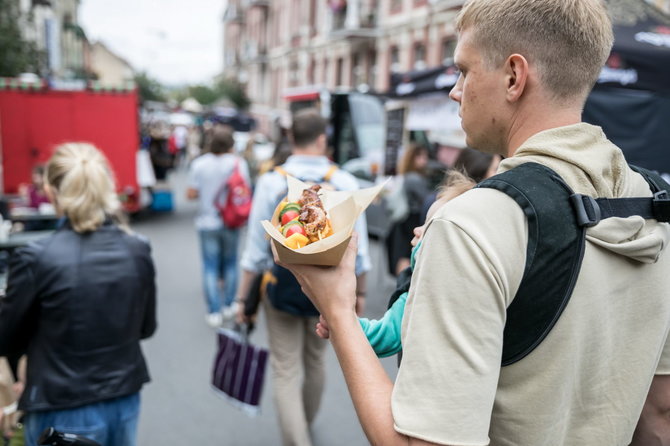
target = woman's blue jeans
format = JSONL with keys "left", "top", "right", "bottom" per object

{"left": 23, "top": 392, "right": 140, "bottom": 446}
{"left": 198, "top": 227, "right": 240, "bottom": 313}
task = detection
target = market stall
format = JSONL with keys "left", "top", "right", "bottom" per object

{"left": 386, "top": 3, "right": 670, "bottom": 179}
{"left": 584, "top": 4, "right": 670, "bottom": 177}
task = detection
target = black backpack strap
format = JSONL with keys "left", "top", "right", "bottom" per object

{"left": 570, "top": 166, "right": 670, "bottom": 226}
{"left": 479, "top": 162, "right": 670, "bottom": 366}
{"left": 477, "top": 162, "right": 586, "bottom": 366}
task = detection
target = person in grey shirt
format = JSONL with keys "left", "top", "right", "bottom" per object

{"left": 236, "top": 109, "right": 370, "bottom": 446}
{"left": 187, "top": 126, "right": 250, "bottom": 327}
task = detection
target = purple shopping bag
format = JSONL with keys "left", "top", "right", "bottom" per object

{"left": 211, "top": 326, "right": 269, "bottom": 416}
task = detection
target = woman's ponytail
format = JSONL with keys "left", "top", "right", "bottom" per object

{"left": 45, "top": 143, "right": 123, "bottom": 233}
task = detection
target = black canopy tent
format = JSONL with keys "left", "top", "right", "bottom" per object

{"left": 388, "top": 65, "right": 459, "bottom": 99}
{"left": 387, "top": 2, "right": 670, "bottom": 178}
{"left": 583, "top": 4, "right": 670, "bottom": 177}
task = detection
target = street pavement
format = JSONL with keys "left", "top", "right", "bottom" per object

{"left": 132, "top": 171, "right": 398, "bottom": 445}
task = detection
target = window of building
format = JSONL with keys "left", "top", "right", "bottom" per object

{"left": 336, "top": 57, "right": 344, "bottom": 86}
{"left": 323, "top": 58, "right": 330, "bottom": 86}
{"left": 413, "top": 42, "right": 426, "bottom": 70}
{"left": 367, "top": 50, "right": 377, "bottom": 88}
{"left": 290, "top": 60, "right": 299, "bottom": 87}
{"left": 310, "top": 0, "right": 317, "bottom": 36}
{"left": 390, "top": 46, "right": 400, "bottom": 73}
{"left": 442, "top": 38, "right": 457, "bottom": 64}
{"left": 308, "top": 59, "right": 316, "bottom": 85}
{"left": 352, "top": 53, "right": 362, "bottom": 86}
{"left": 390, "top": 0, "right": 402, "bottom": 14}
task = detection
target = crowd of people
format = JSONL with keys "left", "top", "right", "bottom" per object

{"left": 1, "top": 0, "right": 670, "bottom": 445}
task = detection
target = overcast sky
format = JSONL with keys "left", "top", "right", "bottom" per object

{"left": 79, "top": 0, "right": 225, "bottom": 86}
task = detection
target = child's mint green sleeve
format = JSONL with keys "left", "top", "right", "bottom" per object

{"left": 359, "top": 241, "right": 420, "bottom": 358}
{"left": 359, "top": 292, "right": 407, "bottom": 358}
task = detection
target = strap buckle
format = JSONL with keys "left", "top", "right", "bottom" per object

{"left": 570, "top": 194, "right": 601, "bottom": 227}
{"left": 653, "top": 190, "right": 670, "bottom": 223}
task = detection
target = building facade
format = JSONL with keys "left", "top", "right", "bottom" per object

{"left": 89, "top": 41, "right": 134, "bottom": 87}
{"left": 224, "top": 0, "right": 670, "bottom": 133}
{"left": 223, "top": 0, "right": 466, "bottom": 132}
{"left": 18, "top": 0, "right": 90, "bottom": 82}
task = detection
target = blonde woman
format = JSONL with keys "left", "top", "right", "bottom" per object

{"left": 0, "top": 143, "right": 157, "bottom": 446}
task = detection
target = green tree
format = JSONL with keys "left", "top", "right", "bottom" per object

{"left": 215, "top": 78, "right": 250, "bottom": 110}
{"left": 0, "top": 0, "right": 44, "bottom": 76}
{"left": 134, "top": 71, "right": 166, "bottom": 103}
{"left": 188, "top": 84, "right": 220, "bottom": 105}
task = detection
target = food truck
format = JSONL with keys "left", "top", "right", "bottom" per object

{"left": 0, "top": 78, "right": 147, "bottom": 212}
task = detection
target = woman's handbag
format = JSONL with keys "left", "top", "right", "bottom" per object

{"left": 211, "top": 325, "right": 268, "bottom": 416}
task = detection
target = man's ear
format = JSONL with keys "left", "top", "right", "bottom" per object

{"left": 505, "top": 54, "right": 529, "bottom": 103}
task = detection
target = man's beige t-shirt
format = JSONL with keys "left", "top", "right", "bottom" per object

{"left": 392, "top": 124, "right": 670, "bottom": 446}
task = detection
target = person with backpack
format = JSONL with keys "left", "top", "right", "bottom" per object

{"left": 187, "top": 125, "right": 251, "bottom": 327}
{"left": 236, "top": 109, "right": 371, "bottom": 446}
{"left": 271, "top": 1, "right": 670, "bottom": 445}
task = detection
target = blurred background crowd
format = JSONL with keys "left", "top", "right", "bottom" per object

{"left": 1, "top": 0, "right": 669, "bottom": 444}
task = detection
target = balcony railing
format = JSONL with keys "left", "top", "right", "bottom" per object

{"left": 329, "top": 0, "right": 379, "bottom": 38}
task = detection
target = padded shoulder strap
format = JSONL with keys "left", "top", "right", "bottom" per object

{"left": 477, "top": 162, "right": 586, "bottom": 366}
{"left": 631, "top": 165, "right": 670, "bottom": 195}
{"left": 567, "top": 166, "right": 670, "bottom": 226}
{"left": 631, "top": 166, "right": 670, "bottom": 223}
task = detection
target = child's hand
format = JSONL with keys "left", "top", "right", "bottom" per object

{"left": 411, "top": 224, "right": 425, "bottom": 247}
{"left": 315, "top": 315, "right": 331, "bottom": 339}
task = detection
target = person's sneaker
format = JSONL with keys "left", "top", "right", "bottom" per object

{"left": 206, "top": 312, "right": 223, "bottom": 328}
{"left": 221, "top": 302, "right": 239, "bottom": 321}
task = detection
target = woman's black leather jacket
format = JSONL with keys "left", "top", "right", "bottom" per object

{"left": 0, "top": 221, "right": 157, "bottom": 411}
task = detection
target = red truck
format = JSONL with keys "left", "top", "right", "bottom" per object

{"left": 0, "top": 79, "right": 143, "bottom": 212}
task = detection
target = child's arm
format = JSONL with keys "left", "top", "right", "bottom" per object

{"left": 359, "top": 292, "right": 407, "bottom": 358}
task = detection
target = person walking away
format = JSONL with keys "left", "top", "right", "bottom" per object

{"left": 186, "top": 125, "right": 202, "bottom": 165}
{"left": 187, "top": 126, "right": 251, "bottom": 327}
{"left": 274, "top": 1, "right": 670, "bottom": 444}
{"left": 148, "top": 124, "right": 172, "bottom": 181}
{"left": 385, "top": 143, "right": 430, "bottom": 276}
{"left": 0, "top": 143, "right": 157, "bottom": 446}
{"left": 236, "top": 109, "right": 371, "bottom": 446}
{"left": 172, "top": 124, "right": 189, "bottom": 168}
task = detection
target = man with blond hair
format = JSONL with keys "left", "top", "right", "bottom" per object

{"left": 275, "top": 0, "right": 670, "bottom": 445}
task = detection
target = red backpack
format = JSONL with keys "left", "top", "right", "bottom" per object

{"left": 214, "top": 159, "right": 252, "bottom": 228}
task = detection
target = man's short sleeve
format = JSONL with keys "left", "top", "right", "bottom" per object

{"left": 391, "top": 189, "right": 527, "bottom": 445}
{"left": 656, "top": 330, "right": 670, "bottom": 374}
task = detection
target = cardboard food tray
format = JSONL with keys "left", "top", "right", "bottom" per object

{"left": 261, "top": 175, "right": 385, "bottom": 266}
